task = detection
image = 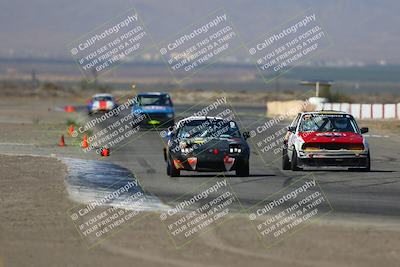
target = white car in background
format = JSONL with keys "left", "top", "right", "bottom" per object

{"left": 87, "top": 93, "right": 118, "bottom": 115}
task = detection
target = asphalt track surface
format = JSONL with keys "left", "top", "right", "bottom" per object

{"left": 81, "top": 103, "right": 400, "bottom": 219}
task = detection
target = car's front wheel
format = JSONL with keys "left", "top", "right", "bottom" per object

{"left": 350, "top": 152, "right": 371, "bottom": 172}
{"left": 290, "top": 147, "right": 302, "bottom": 171}
{"left": 167, "top": 157, "right": 180, "bottom": 177}
{"left": 360, "top": 152, "right": 371, "bottom": 172}
{"left": 361, "top": 152, "right": 371, "bottom": 172}
{"left": 282, "top": 144, "right": 290, "bottom": 170}
{"left": 236, "top": 159, "right": 249, "bottom": 177}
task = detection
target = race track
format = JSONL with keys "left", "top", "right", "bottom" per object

{"left": 80, "top": 103, "right": 400, "bottom": 219}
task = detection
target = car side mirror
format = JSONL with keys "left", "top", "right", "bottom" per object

{"left": 130, "top": 97, "right": 138, "bottom": 107}
{"left": 166, "top": 126, "right": 175, "bottom": 138}
{"left": 360, "top": 127, "right": 369, "bottom": 134}
{"left": 287, "top": 126, "right": 296, "bottom": 132}
{"left": 243, "top": 131, "right": 250, "bottom": 140}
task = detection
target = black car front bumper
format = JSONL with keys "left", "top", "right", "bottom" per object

{"left": 172, "top": 152, "right": 247, "bottom": 172}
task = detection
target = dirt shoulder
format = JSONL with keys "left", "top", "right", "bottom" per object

{"left": 0, "top": 154, "right": 399, "bottom": 267}
{"left": 0, "top": 155, "right": 113, "bottom": 267}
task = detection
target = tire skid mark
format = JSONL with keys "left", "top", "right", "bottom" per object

{"left": 137, "top": 157, "right": 157, "bottom": 174}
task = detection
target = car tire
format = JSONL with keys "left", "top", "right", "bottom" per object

{"left": 290, "top": 148, "right": 302, "bottom": 171}
{"left": 348, "top": 152, "right": 371, "bottom": 172}
{"left": 282, "top": 144, "right": 291, "bottom": 170}
{"left": 236, "top": 159, "right": 250, "bottom": 177}
{"left": 360, "top": 152, "right": 371, "bottom": 172}
{"left": 167, "top": 157, "right": 180, "bottom": 177}
{"left": 163, "top": 148, "right": 167, "bottom": 162}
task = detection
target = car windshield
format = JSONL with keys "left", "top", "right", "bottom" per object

{"left": 93, "top": 96, "right": 113, "bottom": 101}
{"left": 177, "top": 119, "right": 241, "bottom": 139}
{"left": 298, "top": 114, "right": 358, "bottom": 133}
{"left": 138, "top": 95, "right": 172, "bottom": 106}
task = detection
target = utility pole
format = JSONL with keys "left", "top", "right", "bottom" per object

{"left": 31, "top": 69, "right": 39, "bottom": 88}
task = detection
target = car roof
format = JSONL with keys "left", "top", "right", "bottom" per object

{"left": 178, "top": 116, "right": 223, "bottom": 122}
{"left": 93, "top": 93, "right": 114, "bottom": 98}
{"left": 301, "top": 110, "right": 349, "bottom": 116}
{"left": 137, "top": 92, "right": 169, "bottom": 96}
{"left": 176, "top": 116, "right": 224, "bottom": 127}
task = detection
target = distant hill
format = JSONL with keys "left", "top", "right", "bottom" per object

{"left": 1, "top": 0, "right": 399, "bottom": 63}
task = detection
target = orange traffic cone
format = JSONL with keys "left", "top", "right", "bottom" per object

{"left": 82, "top": 135, "right": 89, "bottom": 148}
{"left": 101, "top": 147, "right": 110, "bottom": 157}
{"left": 65, "top": 106, "right": 75, "bottom": 112}
{"left": 58, "top": 135, "right": 65, "bottom": 146}
{"left": 68, "top": 124, "right": 75, "bottom": 136}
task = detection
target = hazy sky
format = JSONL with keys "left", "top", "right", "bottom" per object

{"left": 1, "top": 0, "right": 399, "bottom": 63}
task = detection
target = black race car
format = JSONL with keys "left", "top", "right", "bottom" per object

{"left": 163, "top": 116, "right": 250, "bottom": 177}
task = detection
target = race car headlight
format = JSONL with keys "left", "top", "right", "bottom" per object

{"left": 133, "top": 109, "right": 143, "bottom": 115}
{"left": 348, "top": 144, "right": 364, "bottom": 151}
{"left": 229, "top": 145, "right": 241, "bottom": 153}
{"left": 181, "top": 147, "right": 193, "bottom": 154}
{"left": 167, "top": 113, "right": 174, "bottom": 118}
{"left": 302, "top": 143, "right": 320, "bottom": 151}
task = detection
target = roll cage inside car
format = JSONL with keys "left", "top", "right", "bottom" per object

{"left": 289, "top": 113, "right": 363, "bottom": 134}
{"left": 136, "top": 94, "right": 173, "bottom": 107}
{"left": 175, "top": 118, "right": 242, "bottom": 139}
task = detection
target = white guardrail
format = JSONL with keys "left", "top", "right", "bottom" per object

{"left": 321, "top": 103, "right": 399, "bottom": 119}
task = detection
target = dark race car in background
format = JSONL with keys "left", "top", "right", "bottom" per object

{"left": 282, "top": 111, "right": 370, "bottom": 171}
{"left": 131, "top": 92, "right": 175, "bottom": 128}
{"left": 164, "top": 116, "right": 251, "bottom": 177}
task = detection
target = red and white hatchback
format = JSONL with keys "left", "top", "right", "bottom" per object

{"left": 87, "top": 93, "right": 118, "bottom": 115}
{"left": 282, "top": 111, "right": 370, "bottom": 171}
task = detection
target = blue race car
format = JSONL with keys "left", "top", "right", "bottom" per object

{"left": 131, "top": 92, "right": 175, "bottom": 128}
